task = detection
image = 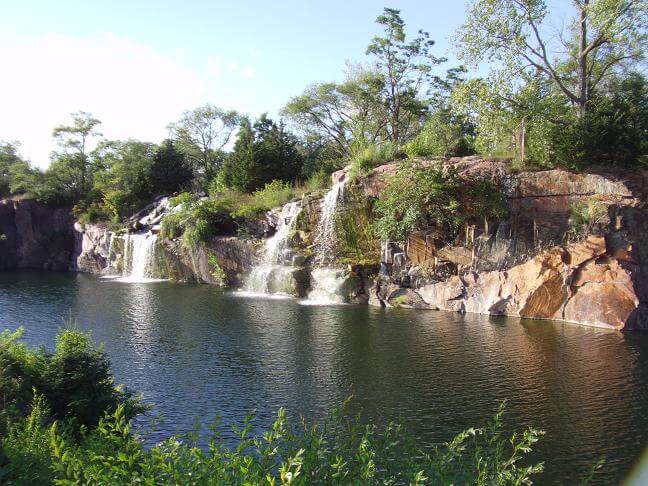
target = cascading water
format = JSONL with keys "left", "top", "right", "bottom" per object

{"left": 128, "top": 233, "right": 157, "bottom": 280}
{"left": 313, "top": 179, "right": 347, "bottom": 263}
{"left": 106, "top": 232, "right": 116, "bottom": 269}
{"left": 303, "top": 267, "right": 348, "bottom": 305}
{"left": 303, "top": 178, "right": 350, "bottom": 304}
{"left": 106, "top": 232, "right": 161, "bottom": 283}
{"left": 244, "top": 201, "right": 303, "bottom": 295}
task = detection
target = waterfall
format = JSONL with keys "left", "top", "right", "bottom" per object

{"left": 106, "top": 232, "right": 116, "bottom": 269}
{"left": 244, "top": 201, "right": 303, "bottom": 295}
{"left": 128, "top": 233, "right": 157, "bottom": 280}
{"left": 105, "top": 232, "right": 162, "bottom": 283}
{"left": 303, "top": 267, "right": 348, "bottom": 305}
{"left": 313, "top": 179, "right": 347, "bottom": 264}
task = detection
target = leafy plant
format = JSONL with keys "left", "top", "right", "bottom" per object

{"left": 405, "top": 111, "right": 474, "bottom": 158}
{"left": 568, "top": 198, "right": 608, "bottom": 239}
{"left": 208, "top": 254, "right": 227, "bottom": 285}
{"left": 0, "top": 326, "right": 143, "bottom": 436}
{"left": 374, "top": 161, "right": 507, "bottom": 242}
{"left": 348, "top": 142, "right": 399, "bottom": 180}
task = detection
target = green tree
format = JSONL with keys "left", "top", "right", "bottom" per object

{"left": 222, "top": 117, "right": 258, "bottom": 192}
{"left": 168, "top": 104, "right": 241, "bottom": 183}
{"left": 150, "top": 139, "right": 193, "bottom": 195}
{"left": 93, "top": 140, "right": 157, "bottom": 220}
{"left": 36, "top": 154, "right": 85, "bottom": 205}
{"left": 554, "top": 72, "right": 648, "bottom": 167}
{"left": 366, "top": 7, "right": 446, "bottom": 143}
{"left": 222, "top": 115, "right": 303, "bottom": 192}
{"left": 52, "top": 112, "right": 102, "bottom": 200}
{"left": 0, "top": 142, "right": 42, "bottom": 197}
{"left": 456, "top": 0, "right": 646, "bottom": 118}
{"left": 282, "top": 69, "right": 387, "bottom": 158}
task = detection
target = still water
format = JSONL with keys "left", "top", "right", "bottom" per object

{"left": 1, "top": 271, "right": 647, "bottom": 484}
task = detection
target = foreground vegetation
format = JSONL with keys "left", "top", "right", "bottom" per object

{"left": 0, "top": 327, "right": 547, "bottom": 484}
{"left": 1, "top": 2, "right": 645, "bottom": 230}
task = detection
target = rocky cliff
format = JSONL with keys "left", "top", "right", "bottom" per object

{"left": 0, "top": 199, "right": 76, "bottom": 271}
{"left": 355, "top": 157, "right": 648, "bottom": 331}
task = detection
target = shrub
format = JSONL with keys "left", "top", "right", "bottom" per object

{"left": 252, "top": 180, "right": 294, "bottom": 209}
{"left": 568, "top": 198, "right": 608, "bottom": 239}
{"left": 0, "top": 326, "right": 143, "bottom": 434}
{"left": 45, "top": 401, "right": 543, "bottom": 485}
{"left": 168, "top": 191, "right": 193, "bottom": 208}
{"left": 160, "top": 197, "right": 236, "bottom": 246}
{"left": 405, "top": 112, "right": 474, "bottom": 158}
{"left": 374, "top": 161, "right": 507, "bottom": 242}
{"left": 73, "top": 202, "right": 112, "bottom": 225}
{"left": 348, "top": 142, "right": 399, "bottom": 180}
{"left": 304, "top": 169, "right": 331, "bottom": 193}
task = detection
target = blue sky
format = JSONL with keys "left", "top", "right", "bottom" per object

{"left": 0, "top": 1, "right": 567, "bottom": 167}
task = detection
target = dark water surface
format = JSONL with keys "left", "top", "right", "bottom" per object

{"left": 1, "top": 271, "right": 647, "bottom": 484}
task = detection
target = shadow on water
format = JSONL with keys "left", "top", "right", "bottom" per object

{"left": 1, "top": 271, "right": 647, "bottom": 484}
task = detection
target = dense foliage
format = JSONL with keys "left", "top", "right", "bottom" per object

{"left": 0, "top": 327, "right": 142, "bottom": 435}
{"left": 160, "top": 180, "right": 297, "bottom": 246}
{"left": 374, "top": 161, "right": 507, "bottom": 242}
{"left": 222, "top": 115, "right": 303, "bottom": 192}
{"left": 1, "top": 328, "right": 546, "bottom": 485}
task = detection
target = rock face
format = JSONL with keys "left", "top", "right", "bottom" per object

{"left": 7, "top": 156, "right": 644, "bottom": 332}
{"left": 413, "top": 236, "right": 639, "bottom": 329}
{"left": 153, "top": 237, "right": 259, "bottom": 286}
{"left": 364, "top": 158, "right": 648, "bottom": 331}
{"left": 0, "top": 199, "right": 76, "bottom": 271}
{"left": 75, "top": 223, "right": 120, "bottom": 274}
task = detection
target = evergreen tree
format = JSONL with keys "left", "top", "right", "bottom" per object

{"left": 222, "top": 115, "right": 303, "bottom": 193}
{"left": 150, "top": 140, "right": 193, "bottom": 195}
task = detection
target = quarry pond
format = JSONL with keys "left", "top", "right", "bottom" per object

{"left": 1, "top": 271, "right": 647, "bottom": 484}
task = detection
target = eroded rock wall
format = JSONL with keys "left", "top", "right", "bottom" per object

{"left": 362, "top": 158, "right": 648, "bottom": 331}
{"left": 0, "top": 199, "right": 76, "bottom": 271}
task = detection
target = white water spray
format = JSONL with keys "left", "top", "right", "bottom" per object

{"left": 303, "top": 267, "right": 348, "bottom": 305}
{"left": 313, "top": 179, "right": 347, "bottom": 263}
{"left": 245, "top": 201, "right": 303, "bottom": 294}
{"left": 106, "top": 232, "right": 116, "bottom": 269}
{"left": 105, "top": 232, "right": 162, "bottom": 283}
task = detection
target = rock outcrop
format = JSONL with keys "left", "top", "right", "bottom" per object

{"left": 0, "top": 199, "right": 76, "bottom": 271}
{"left": 364, "top": 158, "right": 648, "bottom": 331}
{"left": 153, "top": 237, "right": 259, "bottom": 286}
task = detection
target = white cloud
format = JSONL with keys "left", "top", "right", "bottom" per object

{"left": 0, "top": 33, "right": 208, "bottom": 168}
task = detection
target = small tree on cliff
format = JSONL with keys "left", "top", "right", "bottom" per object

{"left": 366, "top": 8, "right": 446, "bottom": 144}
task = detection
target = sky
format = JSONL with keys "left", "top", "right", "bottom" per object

{"left": 0, "top": 1, "right": 570, "bottom": 168}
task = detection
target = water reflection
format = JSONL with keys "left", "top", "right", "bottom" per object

{"left": 0, "top": 271, "right": 646, "bottom": 484}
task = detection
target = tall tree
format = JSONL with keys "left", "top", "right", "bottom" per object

{"left": 456, "top": 0, "right": 646, "bottom": 117}
{"left": 366, "top": 7, "right": 446, "bottom": 143}
{"left": 150, "top": 140, "right": 193, "bottom": 195}
{"left": 168, "top": 105, "right": 241, "bottom": 182}
{"left": 282, "top": 69, "right": 387, "bottom": 157}
{"left": 223, "top": 115, "right": 303, "bottom": 192}
{"left": 52, "top": 112, "right": 102, "bottom": 199}
{"left": 93, "top": 140, "right": 157, "bottom": 219}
